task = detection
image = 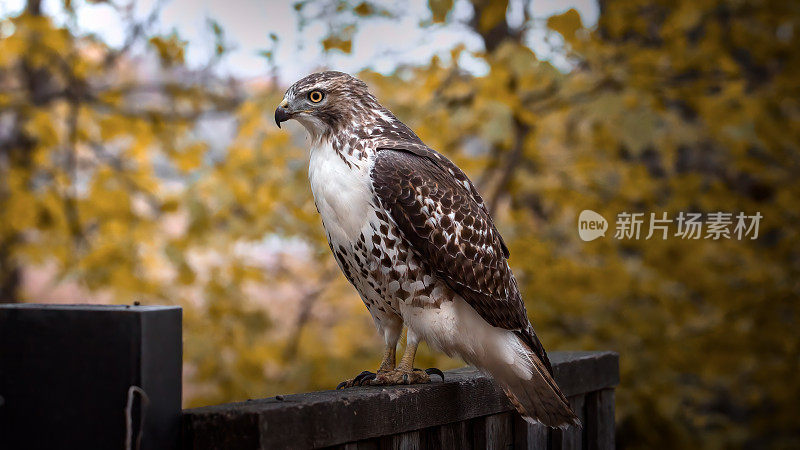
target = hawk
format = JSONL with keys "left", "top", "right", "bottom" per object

{"left": 275, "top": 71, "right": 578, "bottom": 428}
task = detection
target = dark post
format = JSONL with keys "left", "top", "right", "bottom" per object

{"left": 0, "top": 304, "right": 182, "bottom": 450}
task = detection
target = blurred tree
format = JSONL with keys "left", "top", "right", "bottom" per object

{"left": 0, "top": 0, "right": 390, "bottom": 409}
{"left": 0, "top": 0, "right": 236, "bottom": 304}
{"left": 2, "top": 0, "right": 798, "bottom": 448}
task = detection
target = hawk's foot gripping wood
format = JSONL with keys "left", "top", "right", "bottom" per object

{"left": 364, "top": 367, "right": 444, "bottom": 386}
{"left": 336, "top": 345, "right": 396, "bottom": 389}
{"left": 336, "top": 370, "right": 379, "bottom": 389}
{"left": 336, "top": 368, "right": 444, "bottom": 388}
{"left": 336, "top": 340, "right": 444, "bottom": 388}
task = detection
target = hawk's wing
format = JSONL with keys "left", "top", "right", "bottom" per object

{"left": 371, "top": 144, "right": 553, "bottom": 374}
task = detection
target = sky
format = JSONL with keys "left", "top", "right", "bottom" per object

{"left": 0, "top": 0, "right": 599, "bottom": 84}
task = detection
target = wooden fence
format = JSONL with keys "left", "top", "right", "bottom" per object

{"left": 183, "top": 351, "right": 619, "bottom": 450}
{"left": 0, "top": 305, "right": 617, "bottom": 450}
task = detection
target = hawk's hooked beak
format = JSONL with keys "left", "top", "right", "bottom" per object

{"left": 275, "top": 99, "right": 290, "bottom": 128}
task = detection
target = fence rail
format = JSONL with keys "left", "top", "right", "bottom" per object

{"left": 183, "top": 351, "right": 619, "bottom": 450}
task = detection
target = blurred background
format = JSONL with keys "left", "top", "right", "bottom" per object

{"left": 1, "top": 0, "right": 798, "bottom": 447}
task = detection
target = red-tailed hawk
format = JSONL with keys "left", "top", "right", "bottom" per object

{"left": 275, "top": 71, "right": 579, "bottom": 428}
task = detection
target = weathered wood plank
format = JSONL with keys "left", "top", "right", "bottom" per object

{"left": 417, "top": 426, "right": 441, "bottom": 450}
{"left": 383, "top": 430, "right": 420, "bottom": 450}
{"left": 513, "top": 414, "right": 548, "bottom": 450}
{"left": 356, "top": 440, "right": 379, "bottom": 450}
{"left": 325, "top": 438, "right": 378, "bottom": 449}
{"left": 438, "top": 420, "right": 471, "bottom": 450}
{"left": 471, "top": 416, "right": 488, "bottom": 449}
{"left": 484, "top": 412, "right": 513, "bottom": 450}
{"left": 550, "top": 352, "right": 619, "bottom": 399}
{"left": 562, "top": 395, "right": 585, "bottom": 450}
{"left": 182, "top": 351, "right": 618, "bottom": 449}
{"left": 585, "top": 389, "right": 615, "bottom": 450}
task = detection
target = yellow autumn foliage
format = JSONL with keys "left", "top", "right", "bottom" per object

{"left": 1, "top": 0, "right": 798, "bottom": 448}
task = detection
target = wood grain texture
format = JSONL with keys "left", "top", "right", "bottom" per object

{"left": 586, "top": 389, "right": 615, "bottom": 450}
{"left": 438, "top": 420, "right": 472, "bottom": 450}
{"left": 484, "top": 412, "right": 513, "bottom": 450}
{"left": 513, "top": 413, "right": 548, "bottom": 450}
{"left": 183, "top": 351, "right": 618, "bottom": 449}
{"left": 551, "top": 395, "right": 585, "bottom": 450}
{"left": 383, "top": 431, "right": 420, "bottom": 450}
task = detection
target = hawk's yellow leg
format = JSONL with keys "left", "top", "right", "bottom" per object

{"left": 336, "top": 339, "right": 444, "bottom": 388}
{"left": 377, "top": 344, "right": 396, "bottom": 372}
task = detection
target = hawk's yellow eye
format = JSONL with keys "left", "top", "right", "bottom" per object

{"left": 308, "top": 90, "right": 324, "bottom": 103}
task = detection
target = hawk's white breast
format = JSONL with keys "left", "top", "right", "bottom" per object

{"left": 308, "top": 138, "right": 374, "bottom": 244}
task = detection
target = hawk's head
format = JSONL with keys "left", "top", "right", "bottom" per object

{"left": 275, "top": 71, "right": 377, "bottom": 140}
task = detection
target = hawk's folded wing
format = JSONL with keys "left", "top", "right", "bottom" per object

{"left": 371, "top": 145, "right": 553, "bottom": 374}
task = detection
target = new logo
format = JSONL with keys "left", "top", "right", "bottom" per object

{"left": 578, "top": 210, "right": 608, "bottom": 241}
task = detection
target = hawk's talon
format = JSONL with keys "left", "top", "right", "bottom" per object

{"left": 360, "top": 368, "right": 433, "bottom": 386}
{"left": 425, "top": 367, "right": 445, "bottom": 380}
{"left": 337, "top": 370, "right": 377, "bottom": 389}
{"left": 354, "top": 371, "right": 376, "bottom": 385}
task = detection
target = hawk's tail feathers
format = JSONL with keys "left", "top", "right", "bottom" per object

{"left": 480, "top": 332, "right": 581, "bottom": 429}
